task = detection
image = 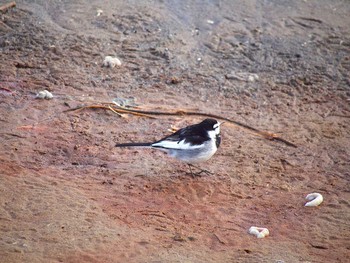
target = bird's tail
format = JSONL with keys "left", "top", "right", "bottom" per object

{"left": 115, "top": 142, "right": 152, "bottom": 147}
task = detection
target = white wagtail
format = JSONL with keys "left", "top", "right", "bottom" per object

{"left": 115, "top": 118, "right": 222, "bottom": 176}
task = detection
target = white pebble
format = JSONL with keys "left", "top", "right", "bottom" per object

{"left": 226, "top": 72, "right": 259, "bottom": 82}
{"left": 36, "top": 90, "right": 53, "bottom": 100}
{"left": 103, "top": 56, "right": 122, "bottom": 68}
{"left": 304, "top": 193, "right": 323, "bottom": 207}
{"left": 248, "top": 226, "right": 269, "bottom": 238}
{"left": 248, "top": 74, "right": 259, "bottom": 82}
{"left": 96, "top": 9, "right": 103, "bottom": 16}
{"left": 207, "top": 19, "right": 215, "bottom": 24}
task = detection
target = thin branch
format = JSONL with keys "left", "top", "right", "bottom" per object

{"left": 0, "top": 1, "right": 16, "bottom": 13}
{"left": 65, "top": 103, "right": 297, "bottom": 148}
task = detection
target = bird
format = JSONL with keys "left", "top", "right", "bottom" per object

{"left": 115, "top": 118, "right": 222, "bottom": 176}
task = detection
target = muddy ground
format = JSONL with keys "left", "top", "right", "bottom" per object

{"left": 0, "top": 0, "right": 349, "bottom": 262}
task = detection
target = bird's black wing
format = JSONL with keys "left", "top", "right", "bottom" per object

{"left": 155, "top": 123, "right": 210, "bottom": 146}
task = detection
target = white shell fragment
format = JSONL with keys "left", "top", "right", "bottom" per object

{"left": 248, "top": 74, "right": 259, "bottom": 82}
{"left": 248, "top": 226, "right": 269, "bottom": 238}
{"left": 96, "top": 9, "right": 103, "bottom": 16}
{"left": 103, "top": 56, "right": 122, "bottom": 68}
{"left": 225, "top": 71, "right": 259, "bottom": 82}
{"left": 304, "top": 193, "right": 323, "bottom": 207}
{"left": 36, "top": 90, "right": 53, "bottom": 100}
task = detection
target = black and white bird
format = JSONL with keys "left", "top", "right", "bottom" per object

{"left": 115, "top": 118, "right": 222, "bottom": 175}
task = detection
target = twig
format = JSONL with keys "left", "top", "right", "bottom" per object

{"left": 213, "top": 233, "right": 226, "bottom": 244}
{"left": 0, "top": 132, "right": 26, "bottom": 138}
{"left": 327, "top": 114, "right": 350, "bottom": 118}
{"left": 65, "top": 103, "right": 297, "bottom": 148}
{"left": 0, "top": 20, "right": 12, "bottom": 30}
{"left": 0, "top": 1, "right": 16, "bottom": 13}
{"left": 66, "top": 104, "right": 157, "bottom": 119}
{"left": 108, "top": 105, "right": 123, "bottom": 117}
{"left": 112, "top": 104, "right": 298, "bottom": 148}
{"left": 297, "top": 17, "right": 323, "bottom": 24}
{"left": 0, "top": 86, "right": 13, "bottom": 93}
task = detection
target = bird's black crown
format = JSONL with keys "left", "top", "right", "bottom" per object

{"left": 199, "top": 118, "right": 219, "bottom": 130}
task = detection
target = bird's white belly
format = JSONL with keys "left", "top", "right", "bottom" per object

{"left": 167, "top": 141, "right": 217, "bottom": 164}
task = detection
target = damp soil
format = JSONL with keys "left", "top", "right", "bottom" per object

{"left": 0, "top": 1, "right": 349, "bottom": 262}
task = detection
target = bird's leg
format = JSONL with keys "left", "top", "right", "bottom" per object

{"left": 187, "top": 164, "right": 195, "bottom": 178}
{"left": 195, "top": 165, "right": 214, "bottom": 176}
{"left": 187, "top": 164, "right": 213, "bottom": 177}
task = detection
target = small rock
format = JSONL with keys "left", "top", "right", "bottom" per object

{"left": 248, "top": 74, "right": 259, "bottom": 82}
{"left": 248, "top": 226, "right": 269, "bottom": 238}
{"left": 96, "top": 9, "right": 103, "bottom": 16}
{"left": 103, "top": 56, "right": 122, "bottom": 68}
{"left": 310, "top": 242, "right": 328, "bottom": 249}
{"left": 173, "top": 233, "right": 186, "bottom": 242}
{"left": 36, "top": 90, "right": 53, "bottom": 100}
{"left": 225, "top": 72, "right": 259, "bottom": 82}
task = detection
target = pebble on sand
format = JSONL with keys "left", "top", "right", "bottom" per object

{"left": 248, "top": 226, "right": 269, "bottom": 238}
{"left": 103, "top": 56, "right": 122, "bottom": 68}
{"left": 36, "top": 90, "right": 53, "bottom": 99}
{"left": 96, "top": 9, "right": 103, "bottom": 16}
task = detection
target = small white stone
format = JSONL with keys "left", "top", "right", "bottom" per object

{"left": 36, "top": 91, "right": 46, "bottom": 99}
{"left": 103, "top": 56, "right": 122, "bottom": 68}
{"left": 248, "top": 226, "right": 269, "bottom": 238}
{"left": 207, "top": 19, "right": 215, "bottom": 24}
{"left": 45, "top": 91, "right": 53, "bottom": 99}
{"left": 96, "top": 9, "right": 103, "bottom": 16}
{"left": 248, "top": 75, "right": 255, "bottom": 82}
{"left": 257, "top": 228, "right": 269, "bottom": 238}
{"left": 226, "top": 72, "right": 259, "bottom": 82}
{"left": 248, "top": 74, "right": 259, "bottom": 82}
{"left": 36, "top": 90, "right": 53, "bottom": 100}
{"left": 248, "top": 227, "right": 260, "bottom": 236}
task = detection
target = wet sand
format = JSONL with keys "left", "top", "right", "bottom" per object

{"left": 0, "top": 1, "right": 349, "bottom": 262}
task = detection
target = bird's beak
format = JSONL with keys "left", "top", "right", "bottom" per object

{"left": 219, "top": 121, "right": 225, "bottom": 126}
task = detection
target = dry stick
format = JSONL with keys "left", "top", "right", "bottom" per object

{"left": 67, "top": 104, "right": 157, "bottom": 119}
{"left": 0, "top": 20, "right": 12, "bottom": 30}
{"left": 0, "top": 1, "right": 16, "bottom": 13}
{"left": 0, "top": 86, "right": 13, "bottom": 92}
{"left": 107, "top": 105, "right": 123, "bottom": 117}
{"left": 111, "top": 104, "right": 298, "bottom": 148}
{"left": 65, "top": 104, "right": 297, "bottom": 148}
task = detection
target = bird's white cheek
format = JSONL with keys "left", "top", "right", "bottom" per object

{"left": 208, "top": 130, "right": 218, "bottom": 139}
